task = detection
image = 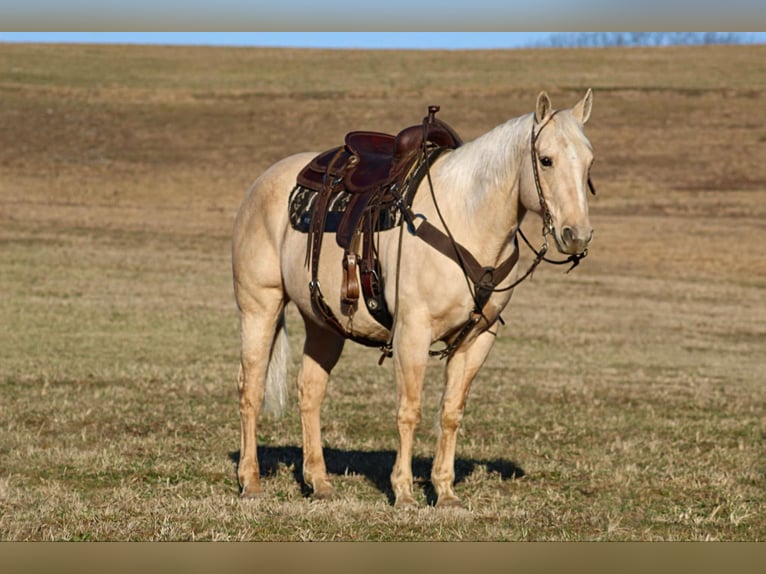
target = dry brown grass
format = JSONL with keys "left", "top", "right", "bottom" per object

{"left": 1, "top": 42, "right": 764, "bottom": 540}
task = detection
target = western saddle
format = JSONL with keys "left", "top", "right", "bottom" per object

{"left": 295, "top": 106, "right": 463, "bottom": 344}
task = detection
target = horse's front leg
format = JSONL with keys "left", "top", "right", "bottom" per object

{"left": 390, "top": 321, "right": 432, "bottom": 509}
{"left": 432, "top": 327, "right": 498, "bottom": 509}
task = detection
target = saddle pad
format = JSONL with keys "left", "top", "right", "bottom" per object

{"left": 288, "top": 185, "right": 401, "bottom": 234}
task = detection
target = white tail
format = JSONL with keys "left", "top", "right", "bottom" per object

{"left": 262, "top": 312, "right": 289, "bottom": 417}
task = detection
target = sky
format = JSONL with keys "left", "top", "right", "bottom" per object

{"left": 0, "top": 32, "right": 558, "bottom": 50}
{"left": 1, "top": 32, "right": 765, "bottom": 50}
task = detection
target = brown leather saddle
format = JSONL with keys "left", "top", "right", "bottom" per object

{"left": 295, "top": 106, "right": 462, "bottom": 342}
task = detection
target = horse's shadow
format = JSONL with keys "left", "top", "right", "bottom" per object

{"left": 229, "top": 446, "right": 524, "bottom": 506}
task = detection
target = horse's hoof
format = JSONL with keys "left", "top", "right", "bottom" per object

{"left": 394, "top": 495, "right": 419, "bottom": 509}
{"left": 239, "top": 486, "right": 267, "bottom": 500}
{"left": 435, "top": 495, "right": 466, "bottom": 510}
{"left": 311, "top": 486, "right": 338, "bottom": 501}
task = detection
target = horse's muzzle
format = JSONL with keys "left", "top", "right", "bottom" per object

{"left": 558, "top": 225, "right": 593, "bottom": 255}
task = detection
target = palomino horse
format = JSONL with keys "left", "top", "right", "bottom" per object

{"left": 232, "top": 90, "right": 595, "bottom": 509}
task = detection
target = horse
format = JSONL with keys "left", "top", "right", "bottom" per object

{"left": 231, "top": 90, "right": 595, "bottom": 509}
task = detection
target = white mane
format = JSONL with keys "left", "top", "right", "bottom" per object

{"left": 435, "top": 113, "right": 533, "bottom": 215}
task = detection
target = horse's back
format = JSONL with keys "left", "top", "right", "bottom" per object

{"left": 234, "top": 152, "right": 315, "bottom": 238}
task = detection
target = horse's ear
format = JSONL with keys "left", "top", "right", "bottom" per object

{"left": 572, "top": 88, "right": 593, "bottom": 125}
{"left": 535, "top": 91, "right": 552, "bottom": 124}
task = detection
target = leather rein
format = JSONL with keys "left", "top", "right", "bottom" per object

{"left": 380, "top": 110, "right": 595, "bottom": 361}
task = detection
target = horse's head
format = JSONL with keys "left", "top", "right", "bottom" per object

{"left": 522, "top": 89, "right": 595, "bottom": 256}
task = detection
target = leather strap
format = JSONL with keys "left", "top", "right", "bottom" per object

{"left": 414, "top": 220, "right": 519, "bottom": 312}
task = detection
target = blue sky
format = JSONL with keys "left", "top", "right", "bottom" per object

{"left": 0, "top": 32, "right": 552, "bottom": 50}
{"left": 1, "top": 32, "right": 765, "bottom": 50}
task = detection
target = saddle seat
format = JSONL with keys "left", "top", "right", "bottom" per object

{"left": 296, "top": 106, "right": 462, "bottom": 250}
{"left": 298, "top": 132, "right": 396, "bottom": 196}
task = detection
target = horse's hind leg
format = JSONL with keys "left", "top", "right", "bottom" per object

{"left": 297, "top": 320, "right": 345, "bottom": 499}
{"left": 237, "top": 295, "right": 285, "bottom": 498}
{"left": 431, "top": 328, "right": 497, "bottom": 509}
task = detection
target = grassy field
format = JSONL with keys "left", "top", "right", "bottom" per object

{"left": 1, "top": 42, "right": 765, "bottom": 541}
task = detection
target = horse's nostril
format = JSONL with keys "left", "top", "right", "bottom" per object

{"left": 560, "top": 226, "right": 593, "bottom": 254}
{"left": 562, "top": 226, "right": 593, "bottom": 247}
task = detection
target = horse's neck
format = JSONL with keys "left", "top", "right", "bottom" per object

{"left": 427, "top": 114, "right": 531, "bottom": 264}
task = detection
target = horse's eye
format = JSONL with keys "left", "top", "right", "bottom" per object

{"left": 540, "top": 156, "right": 553, "bottom": 167}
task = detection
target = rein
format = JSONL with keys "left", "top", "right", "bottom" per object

{"left": 380, "top": 110, "right": 591, "bottom": 361}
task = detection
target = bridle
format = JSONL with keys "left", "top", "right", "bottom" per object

{"left": 524, "top": 109, "right": 597, "bottom": 273}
